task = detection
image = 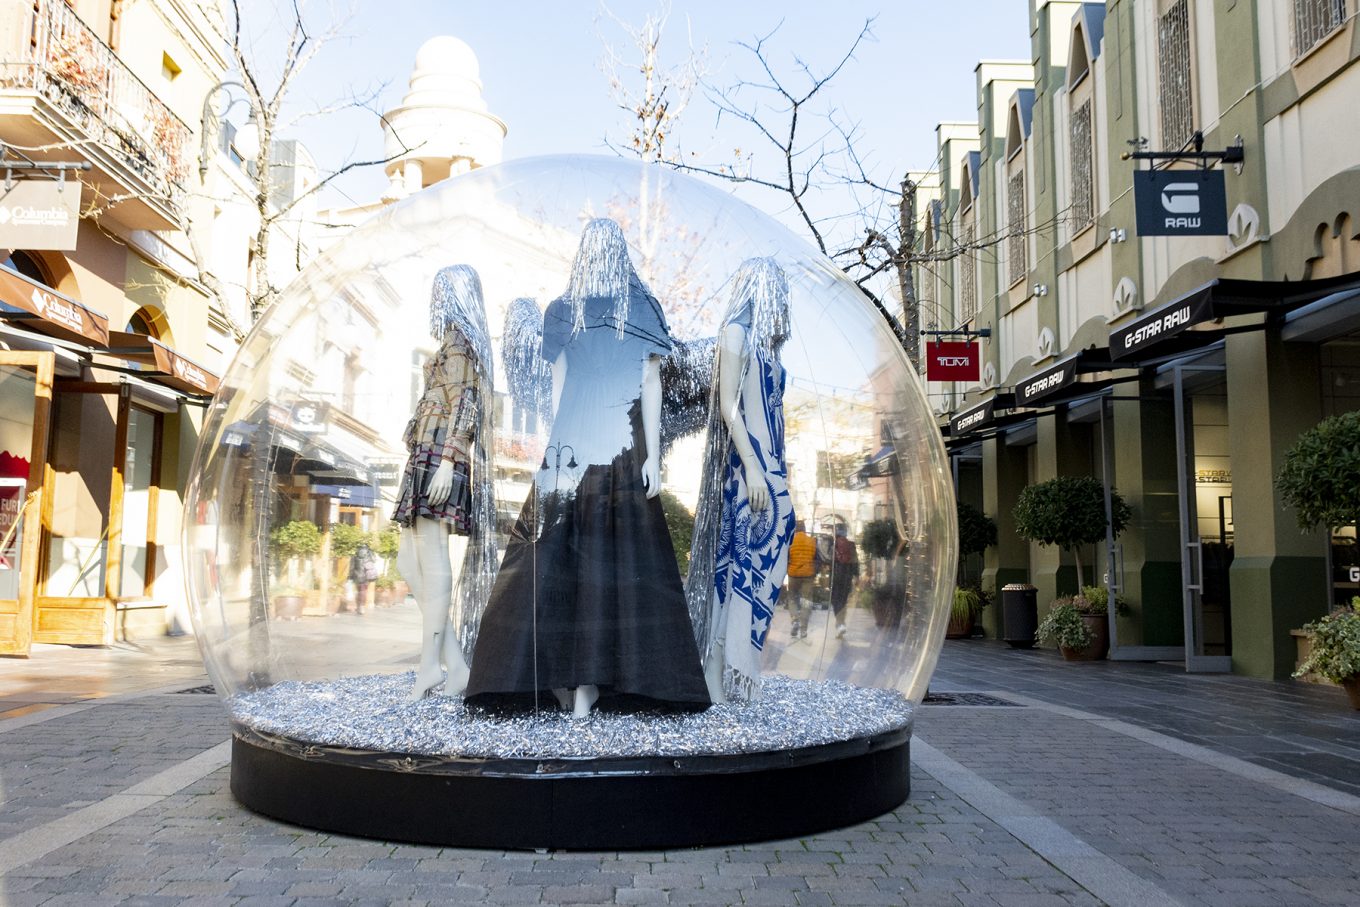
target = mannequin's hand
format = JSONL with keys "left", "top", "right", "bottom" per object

{"left": 743, "top": 456, "right": 770, "bottom": 512}
{"left": 427, "top": 460, "right": 455, "bottom": 506}
{"left": 642, "top": 455, "right": 661, "bottom": 499}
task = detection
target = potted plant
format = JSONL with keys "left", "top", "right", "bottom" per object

{"left": 1070, "top": 584, "right": 1128, "bottom": 660}
{"left": 1036, "top": 598, "right": 1098, "bottom": 660}
{"left": 1013, "top": 474, "right": 1131, "bottom": 605}
{"left": 268, "top": 520, "right": 321, "bottom": 617}
{"left": 327, "top": 522, "right": 368, "bottom": 613}
{"left": 1293, "top": 599, "right": 1360, "bottom": 708}
{"left": 947, "top": 587, "right": 983, "bottom": 639}
{"left": 374, "top": 573, "right": 397, "bottom": 608}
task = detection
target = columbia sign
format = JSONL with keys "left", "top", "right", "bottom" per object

{"left": 0, "top": 179, "right": 81, "bottom": 251}
{"left": 1134, "top": 170, "right": 1227, "bottom": 237}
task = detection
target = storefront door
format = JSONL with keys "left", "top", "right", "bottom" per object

{"left": 1172, "top": 363, "right": 1234, "bottom": 672}
{"left": 0, "top": 352, "right": 54, "bottom": 656}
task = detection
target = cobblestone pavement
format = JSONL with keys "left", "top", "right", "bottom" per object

{"left": 2, "top": 635, "right": 1359, "bottom": 906}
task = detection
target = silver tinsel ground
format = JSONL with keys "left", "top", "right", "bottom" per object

{"left": 229, "top": 673, "right": 912, "bottom": 760}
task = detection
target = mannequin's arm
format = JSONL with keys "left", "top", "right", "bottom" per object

{"left": 641, "top": 355, "right": 662, "bottom": 498}
{"left": 427, "top": 339, "right": 477, "bottom": 507}
{"left": 718, "top": 323, "right": 769, "bottom": 511}
{"left": 551, "top": 352, "right": 566, "bottom": 418}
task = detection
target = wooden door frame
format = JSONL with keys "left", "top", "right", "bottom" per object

{"left": 0, "top": 350, "right": 54, "bottom": 658}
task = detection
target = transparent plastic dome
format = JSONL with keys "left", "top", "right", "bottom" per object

{"left": 185, "top": 155, "right": 956, "bottom": 759}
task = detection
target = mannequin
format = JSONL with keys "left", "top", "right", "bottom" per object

{"left": 394, "top": 264, "right": 494, "bottom": 701}
{"left": 466, "top": 219, "right": 710, "bottom": 717}
{"left": 687, "top": 257, "right": 796, "bottom": 703}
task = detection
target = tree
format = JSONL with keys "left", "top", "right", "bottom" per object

{"left": 600, "top": 13, "right": 1063, "bottom": 371}
{"left": 956, "top": 501, "right": 997, "bottom": 585}
{"left": 1012, "top": 476, "right": 1130, "bottom": 592}
{"left": 1277, "top": 411, "right": 1360, "bottom": 534}
{"left": 190, "top": 0, "right": 407, "bottom": 332}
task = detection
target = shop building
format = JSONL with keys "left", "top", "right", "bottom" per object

{"left": 917, "top": 0, "right": 1360, "bottom": 679}
{"left": 0, "top": 0, "right": 298, "bottom": 654}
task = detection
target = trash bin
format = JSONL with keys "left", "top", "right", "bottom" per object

{"left": 1002, "top": 583, "right": 1038, "bottom": 649}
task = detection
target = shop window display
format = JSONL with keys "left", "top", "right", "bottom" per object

{"left": 185, "top": 156, "right": 956, "bottom": 849}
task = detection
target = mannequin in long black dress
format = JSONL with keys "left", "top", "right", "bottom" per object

{"left": 466, "top": 219, "right": 710, "bottom": 716}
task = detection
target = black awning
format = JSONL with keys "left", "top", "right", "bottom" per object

{"left": 1112, "top": 273, "right": 1360, "bottom": 361}
{"left": 856, "top": 446, "right": 898, "bottom": 480}
{"left": 1015, "top": 348, "right": 1114, "bottom": 407}
{"left": 948, "top": 393, "right": 1016, "bottom": 438}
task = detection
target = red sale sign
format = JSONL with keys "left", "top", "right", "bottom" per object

{"left": 925, "top": 341, "right": 980, "bottom": 381}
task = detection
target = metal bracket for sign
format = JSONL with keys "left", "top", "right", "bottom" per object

{"left": 922, "top": 327, "right": 992, "bottom": 339}
{"left": 1120, "top": 131, "right": 1244, "bottom": 172}
{"left": 1, "top": 143, "right": 92, "bottom": 191}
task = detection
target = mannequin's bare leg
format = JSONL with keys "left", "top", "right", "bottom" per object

{"left": 439, "top": 533, "right": 470, "bottom": 696}
{"left": 401, "top": 517, "right": 468, "bottom": 701}
{"left": 572, "top": 684, "right": 598, "bottom": 719}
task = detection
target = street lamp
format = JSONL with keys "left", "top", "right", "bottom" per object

{"left": 199, "top": 80, "right": 260, "bottom": 180}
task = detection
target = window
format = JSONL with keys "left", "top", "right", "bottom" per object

{"left": 1007, "top": 171, "right": 1026, "bottom": 287}
{"left": 1158, "top": 0, "right": 1195, "bottom": 151}
{"left": 161, "top": 52, "right": 181, "bottom": 82}
{"left": 1070, "top": 100, "right": 1094, "bottom": 231}
{"left": 959, "top": 221, "right": 976, "bottom": 324}
{"left": 1294, "top": 0, "right": 1348, "bottom": 57}
{"left": 3, "top": 250, "right": 51, "bottom": 285}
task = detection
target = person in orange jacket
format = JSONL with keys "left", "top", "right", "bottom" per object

{"left": 785, "top": 520, "right": 819, "bottom": 638}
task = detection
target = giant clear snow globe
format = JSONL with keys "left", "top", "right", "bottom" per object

{"left": 185, "top": 155, "right": 957, "bottom": 848}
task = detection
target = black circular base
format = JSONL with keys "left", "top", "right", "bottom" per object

{"left": 230, "top": 728, "right": 911, "bottom": 850}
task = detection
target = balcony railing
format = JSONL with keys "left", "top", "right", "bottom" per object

{"left": 0, "top": 0, "right": 190, "bottom": 213}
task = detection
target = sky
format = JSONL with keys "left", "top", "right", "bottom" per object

{"left": 248, "top": 0, "right": 1032, "bottom": 226}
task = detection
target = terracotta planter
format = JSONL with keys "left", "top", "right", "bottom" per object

{"left": 272, "top": 594, "right": 304, "bottom": 621}
{"left": 1342, "top": 676, "right": 1360, "bottom": 710}
{"left": 1059, "top": 642, "right": 1102, "bottom": 661}
{"left": 946, "top": 613, "right": 975, "bottom": 639}
{"left": 1080, "top": 613, "right": 1110, "bottom": 660}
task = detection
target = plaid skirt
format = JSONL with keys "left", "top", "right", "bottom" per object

{"left": 392, "top": 438, "right": 473, "bottom": 533}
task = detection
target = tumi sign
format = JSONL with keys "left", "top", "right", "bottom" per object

{"left": 1133, "top": 169, "right": 1228, "bottom": 237}
{"left": 925, "top": 340, "right": 980, "bottom": 381}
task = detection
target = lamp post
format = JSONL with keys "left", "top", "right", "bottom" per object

{"left": 199, "top": 80, "right": 261, "bottom": 180}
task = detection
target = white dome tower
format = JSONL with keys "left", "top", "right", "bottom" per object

{"left": 381, "top": 36, "right": 507, "bottom": 200}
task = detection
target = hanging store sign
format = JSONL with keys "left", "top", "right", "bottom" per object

{"left": 925, "top": 341, "right": 980, "bottom": 382}
{"left": 1133, "top": 170, "right": 1228, "bottom": 237}
{"left": 0, "top": 180, "right": 81, "bottom": 251}
{"left": 0, "top": 263, "right": 109, "bottom": 346}
{"left": 950, "top": 399, "right": 996, "bottom": 436}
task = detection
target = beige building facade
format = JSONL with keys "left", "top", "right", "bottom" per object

{"left": 918, "top": 0, "right": 1360, "bottom": 679}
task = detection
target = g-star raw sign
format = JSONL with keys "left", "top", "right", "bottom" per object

{"left": 950, "top": 399, "right": 995, "bottom": 436}
{"left": 1133, "top": 169, "right": 1228, "bottom": 237}
{"left": 1017, "top": 358, "right": 1079, "bottom": 406}
{"left": 1112, "top": 294, "right": 1213, "bottom": 359}
{"left": 925, "top": 341, "right": 980, "bottom": 381}
{"left": 0, "top": 179, "right": 82, "bottom": 251}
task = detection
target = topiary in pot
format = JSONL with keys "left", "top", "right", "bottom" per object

{"left": 861, "top": 519, "right": 901, "bottom": 559}
{"left": 1293, "top": 598, "right": 1360, "bottom": 708}
{"left": 956, "top": 501, "right": 997, "bottom": 587}
{"left": 1277, "top": 411, "right": 1360, "bottom": 537}
{"left": 1013, "top": 475, "right": 1131, "bottom": 592}
{"left": 328, "top": 522, "right": 367, "bottom": 558}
